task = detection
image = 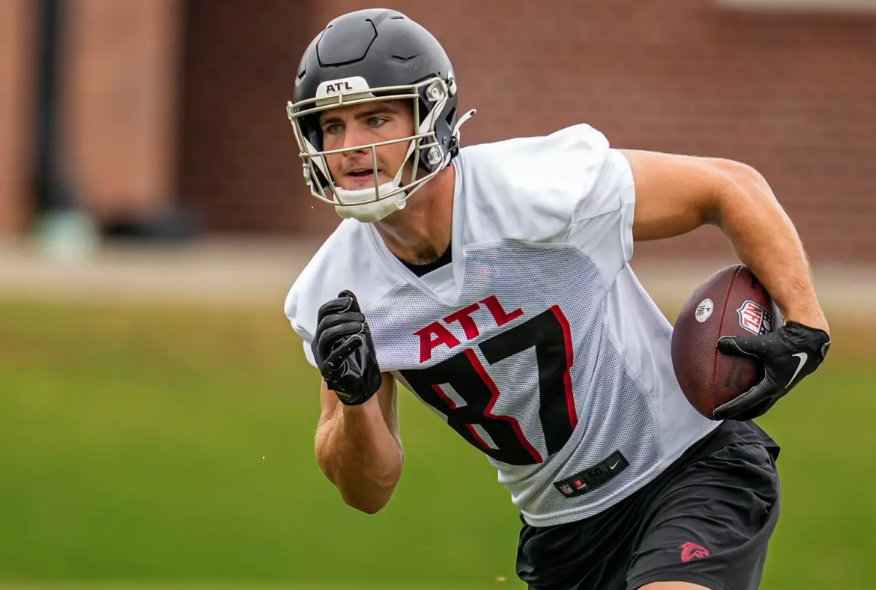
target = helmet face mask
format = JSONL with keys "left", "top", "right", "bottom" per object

{"left": 286, "top": 75, "right": 453, "bottom": 209}
{"left": 285, "top": 9, "right": 474, "bottom": 222}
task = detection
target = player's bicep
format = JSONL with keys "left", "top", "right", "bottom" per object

{"left": 620, "top": 149, "right": 734, "bottom": 242}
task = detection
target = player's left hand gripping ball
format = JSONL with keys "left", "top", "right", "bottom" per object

{"left": 312, "top": 290, "right": 382, "bottom": 406}
{"left": 714, "top": 321, "right": 831, "bottom": 420}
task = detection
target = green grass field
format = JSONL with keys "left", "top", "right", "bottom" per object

{"left": 0, "top": 298, "right": 873, "bottom": 590}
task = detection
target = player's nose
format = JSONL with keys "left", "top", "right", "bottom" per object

{"left": 340, "top": 125, "right": 371, "bottom": 154}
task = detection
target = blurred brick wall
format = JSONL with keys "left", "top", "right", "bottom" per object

{"left": 184, "top": 0, "right": 876, "bottom": 261}
{"left": 179, "top": 0, "right": 317, "bottom": 234}
{"left": 0, "top": 0, "right": 36, "bottom": 235}
{"left": 0, "top": 0, "right": 182, "bottom": 233}
{"left": 65, "top": 0, "right": 183, "bottom": 222}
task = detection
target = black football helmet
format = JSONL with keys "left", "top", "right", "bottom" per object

{"left": 286, "top": 9, "right": 475, "bottom": 219}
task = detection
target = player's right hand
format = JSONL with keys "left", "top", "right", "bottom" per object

{"left": 714, "top": 321, "right": 830, "bottom": 420}
{"left": 312, "top": 290, "right": 382, "bottom": 406}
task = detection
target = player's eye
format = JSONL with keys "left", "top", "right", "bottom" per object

{"left": 324, "top": 123, "right": 343, "bottom": 135}
{"left": 367, "top": 117, "right": 387, "bottom": 127}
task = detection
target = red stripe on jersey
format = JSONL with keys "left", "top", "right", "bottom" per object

{"left": 551, "top": 304, "right": 578, "bottom": 430}
{"left": 432, "top": 383, "right": 458, "bottom": 408}
{"left": 465, "top": 424, "right": 491, "bottom": 450}
{"left": 463, "top": 348, "right": 543, "bottom": 463}
{"left": 434, "top": 384, "right": 495, "bottom": 451}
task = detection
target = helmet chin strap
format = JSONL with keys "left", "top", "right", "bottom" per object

{"left": 334, "top": 182, "right": 406, "bottom": 223}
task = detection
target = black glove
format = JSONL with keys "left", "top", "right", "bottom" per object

{"left": 312, "top": 290, "right": 382, "bottom": 406}
{"left": 714, "top": 321, "right": 831, "bottom": 420}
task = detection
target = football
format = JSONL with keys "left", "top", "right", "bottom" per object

{"left": 671, "top": 264, "right": 782, "bottom": 420}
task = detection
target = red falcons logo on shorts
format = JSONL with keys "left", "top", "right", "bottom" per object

{"left": 679, "top": 542, "right": 710, "bottom": 563}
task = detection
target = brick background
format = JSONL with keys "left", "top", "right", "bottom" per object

{"left": 179, "top": 0, "right": 316, "bottom": 233}
{"left": 65, "top": 0, "right": 183, "bottom": 222}
{"left": 2, "top": 1, "right": 873, "bottom": 262}
{"left": 0, "top": 0, "right": 36, "bottom": 234}
{"left": 179, "top": 0, "right": 876, "bottom": 262}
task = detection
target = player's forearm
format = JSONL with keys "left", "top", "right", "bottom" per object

{"left": 316, "top": 397, "right": 403, "bottom": 514}
{"left": 713, "top": 163, "right": 829, "bottom": 334}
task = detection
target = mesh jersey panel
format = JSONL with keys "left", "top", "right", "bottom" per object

{"left": 366, "top": 240, "right": 690, "bottom": 526}
{"left": 285, "top": 125, "right": 718, "bottom": 526}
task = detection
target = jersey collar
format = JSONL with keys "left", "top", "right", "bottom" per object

{"left": 364, "top": 159, "right": 466, "bottom": 306}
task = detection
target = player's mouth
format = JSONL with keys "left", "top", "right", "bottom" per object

{"left": 345, "top": 167, "right": 382, "bottom": 184}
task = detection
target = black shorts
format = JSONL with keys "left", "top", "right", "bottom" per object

{"left": 516, "top": 420, "right": 781, "bottom": 590}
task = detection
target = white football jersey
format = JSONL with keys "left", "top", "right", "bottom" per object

{"left": 285, "top": 124, "right": 719, "bottom": 527}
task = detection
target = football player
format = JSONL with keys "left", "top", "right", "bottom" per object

{"left": 283, "top": 9, "right": 831, "bottom": 590}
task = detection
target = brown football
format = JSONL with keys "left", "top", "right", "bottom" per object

{"left": 671, "top": 264, "right": 782, "bottom": 420}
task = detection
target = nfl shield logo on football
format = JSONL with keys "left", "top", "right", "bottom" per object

{"left": 736, "top": 300, "right": 774, "bottom": 335}
{"left": 560, "top": 483, "right": 574, "bottom": 496}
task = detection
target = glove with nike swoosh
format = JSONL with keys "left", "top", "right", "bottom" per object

{"left": 714, "top": 321, "right": 831, "bottom": 421}
{"left": 312, "top": 290, "right": 382, "bottom": 406}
